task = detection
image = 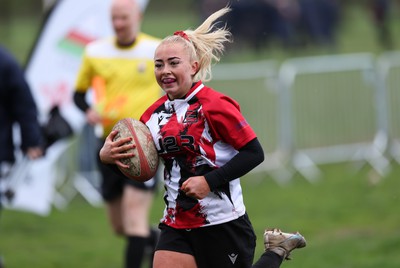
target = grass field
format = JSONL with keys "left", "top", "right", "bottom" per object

{"left": 1, "top": 2, "right": 400, "bottom": 268}
{"left": 1, "top": 162, "right": 400, "bottom": 268}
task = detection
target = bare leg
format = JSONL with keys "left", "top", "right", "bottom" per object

{"left": 105, "top": 196, "right": 124, "bottom": 235}
{"left": 154, "top": 250, "right": 197, "bottom": 268}
{"left": 122, "top": 185, "right": 154, "bottom": 268}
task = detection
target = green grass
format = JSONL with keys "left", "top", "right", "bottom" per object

{"left": 1, "top": 162, "right": 400, "bottom": 268}
{"left": 245, "top": 163, "right": 400, "bottom": 268}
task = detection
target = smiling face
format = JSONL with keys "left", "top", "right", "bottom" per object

{"left": 111, "top": 0, "right": 141, "bottom": 45}
{"left": 154, "top": 41, "right": 198, "bottom": 100}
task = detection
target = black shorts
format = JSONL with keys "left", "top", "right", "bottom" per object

{"left": 156, "top": 213, "right": 257, "bottom": 268}
{"left": 96, "top": 138, "right": 159, "bottom": 202}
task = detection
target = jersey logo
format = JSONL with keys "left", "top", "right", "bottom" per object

{"left": 183, "top": 109, "right": 198, "bottom": 123}
{"left": 158, "top": 111, "right": 172, "bottom": 126}
{"left": 228, "top": 253, "right": 238, "bottom": 264}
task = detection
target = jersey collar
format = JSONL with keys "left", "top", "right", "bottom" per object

{"left": 165, "top": 81, "right": 204, "bottom": 112}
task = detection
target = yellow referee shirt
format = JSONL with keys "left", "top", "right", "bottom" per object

{"left": 75, "top": 33, "right": 161, "bottom": 138}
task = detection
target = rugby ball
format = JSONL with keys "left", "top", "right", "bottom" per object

{"left": 112, "top": 118, "right": 159, "bottom": 182}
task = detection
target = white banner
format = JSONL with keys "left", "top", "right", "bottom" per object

{"left": 0, "top": 139, "right": 74, "bottom": 216}
{"left": 6, "top": 0, "right": 117, "bottom": 215}
{"left": 26, "top": 0, "right": 114, "bottom": 132}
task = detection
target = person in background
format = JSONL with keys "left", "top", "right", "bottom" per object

{"left": 99, "top": 6, "right": 306, "bottom": 268}
{"left": 0, "top": 45, "right": 44, "bottom": 268}
{"left": 296, "top": 0, "right": 341, "bottom": 49}
{"left": 73, "top": 0, "right": 160, "bottom": 267}
{"left": 369, "top": 0, "right": 393, "bottom": 49}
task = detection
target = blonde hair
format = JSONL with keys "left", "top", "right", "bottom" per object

{"left": 161, "top": 7, "right": 232, "bottom": 82}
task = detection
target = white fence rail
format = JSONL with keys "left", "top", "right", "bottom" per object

{"left": 212, "top": 52, "right": 400, "bottom": 182}
{"left": 378, "top": 52, "right": 400, "bottom": 164}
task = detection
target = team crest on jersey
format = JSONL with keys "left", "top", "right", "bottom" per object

{"left": 183, "top": 109, "right": 199, "bottom": 123}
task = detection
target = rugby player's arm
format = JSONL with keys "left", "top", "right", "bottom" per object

{"left": 204, "top": 138, "right": 264, "bottom": 191}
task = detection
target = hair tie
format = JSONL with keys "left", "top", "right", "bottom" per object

{"left": 174, "top": 31, "right": 190, "bottom": 42}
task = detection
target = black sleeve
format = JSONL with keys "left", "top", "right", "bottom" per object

{"left": 73, "top": 91, "right": 90, "bottom": 112}
{"left": 204, "top": 138, "right": 265, "bottom": 191}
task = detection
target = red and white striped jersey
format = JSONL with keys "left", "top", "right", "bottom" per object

{"left": 141, "top": 81, "right": 256, "bottom": 229}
